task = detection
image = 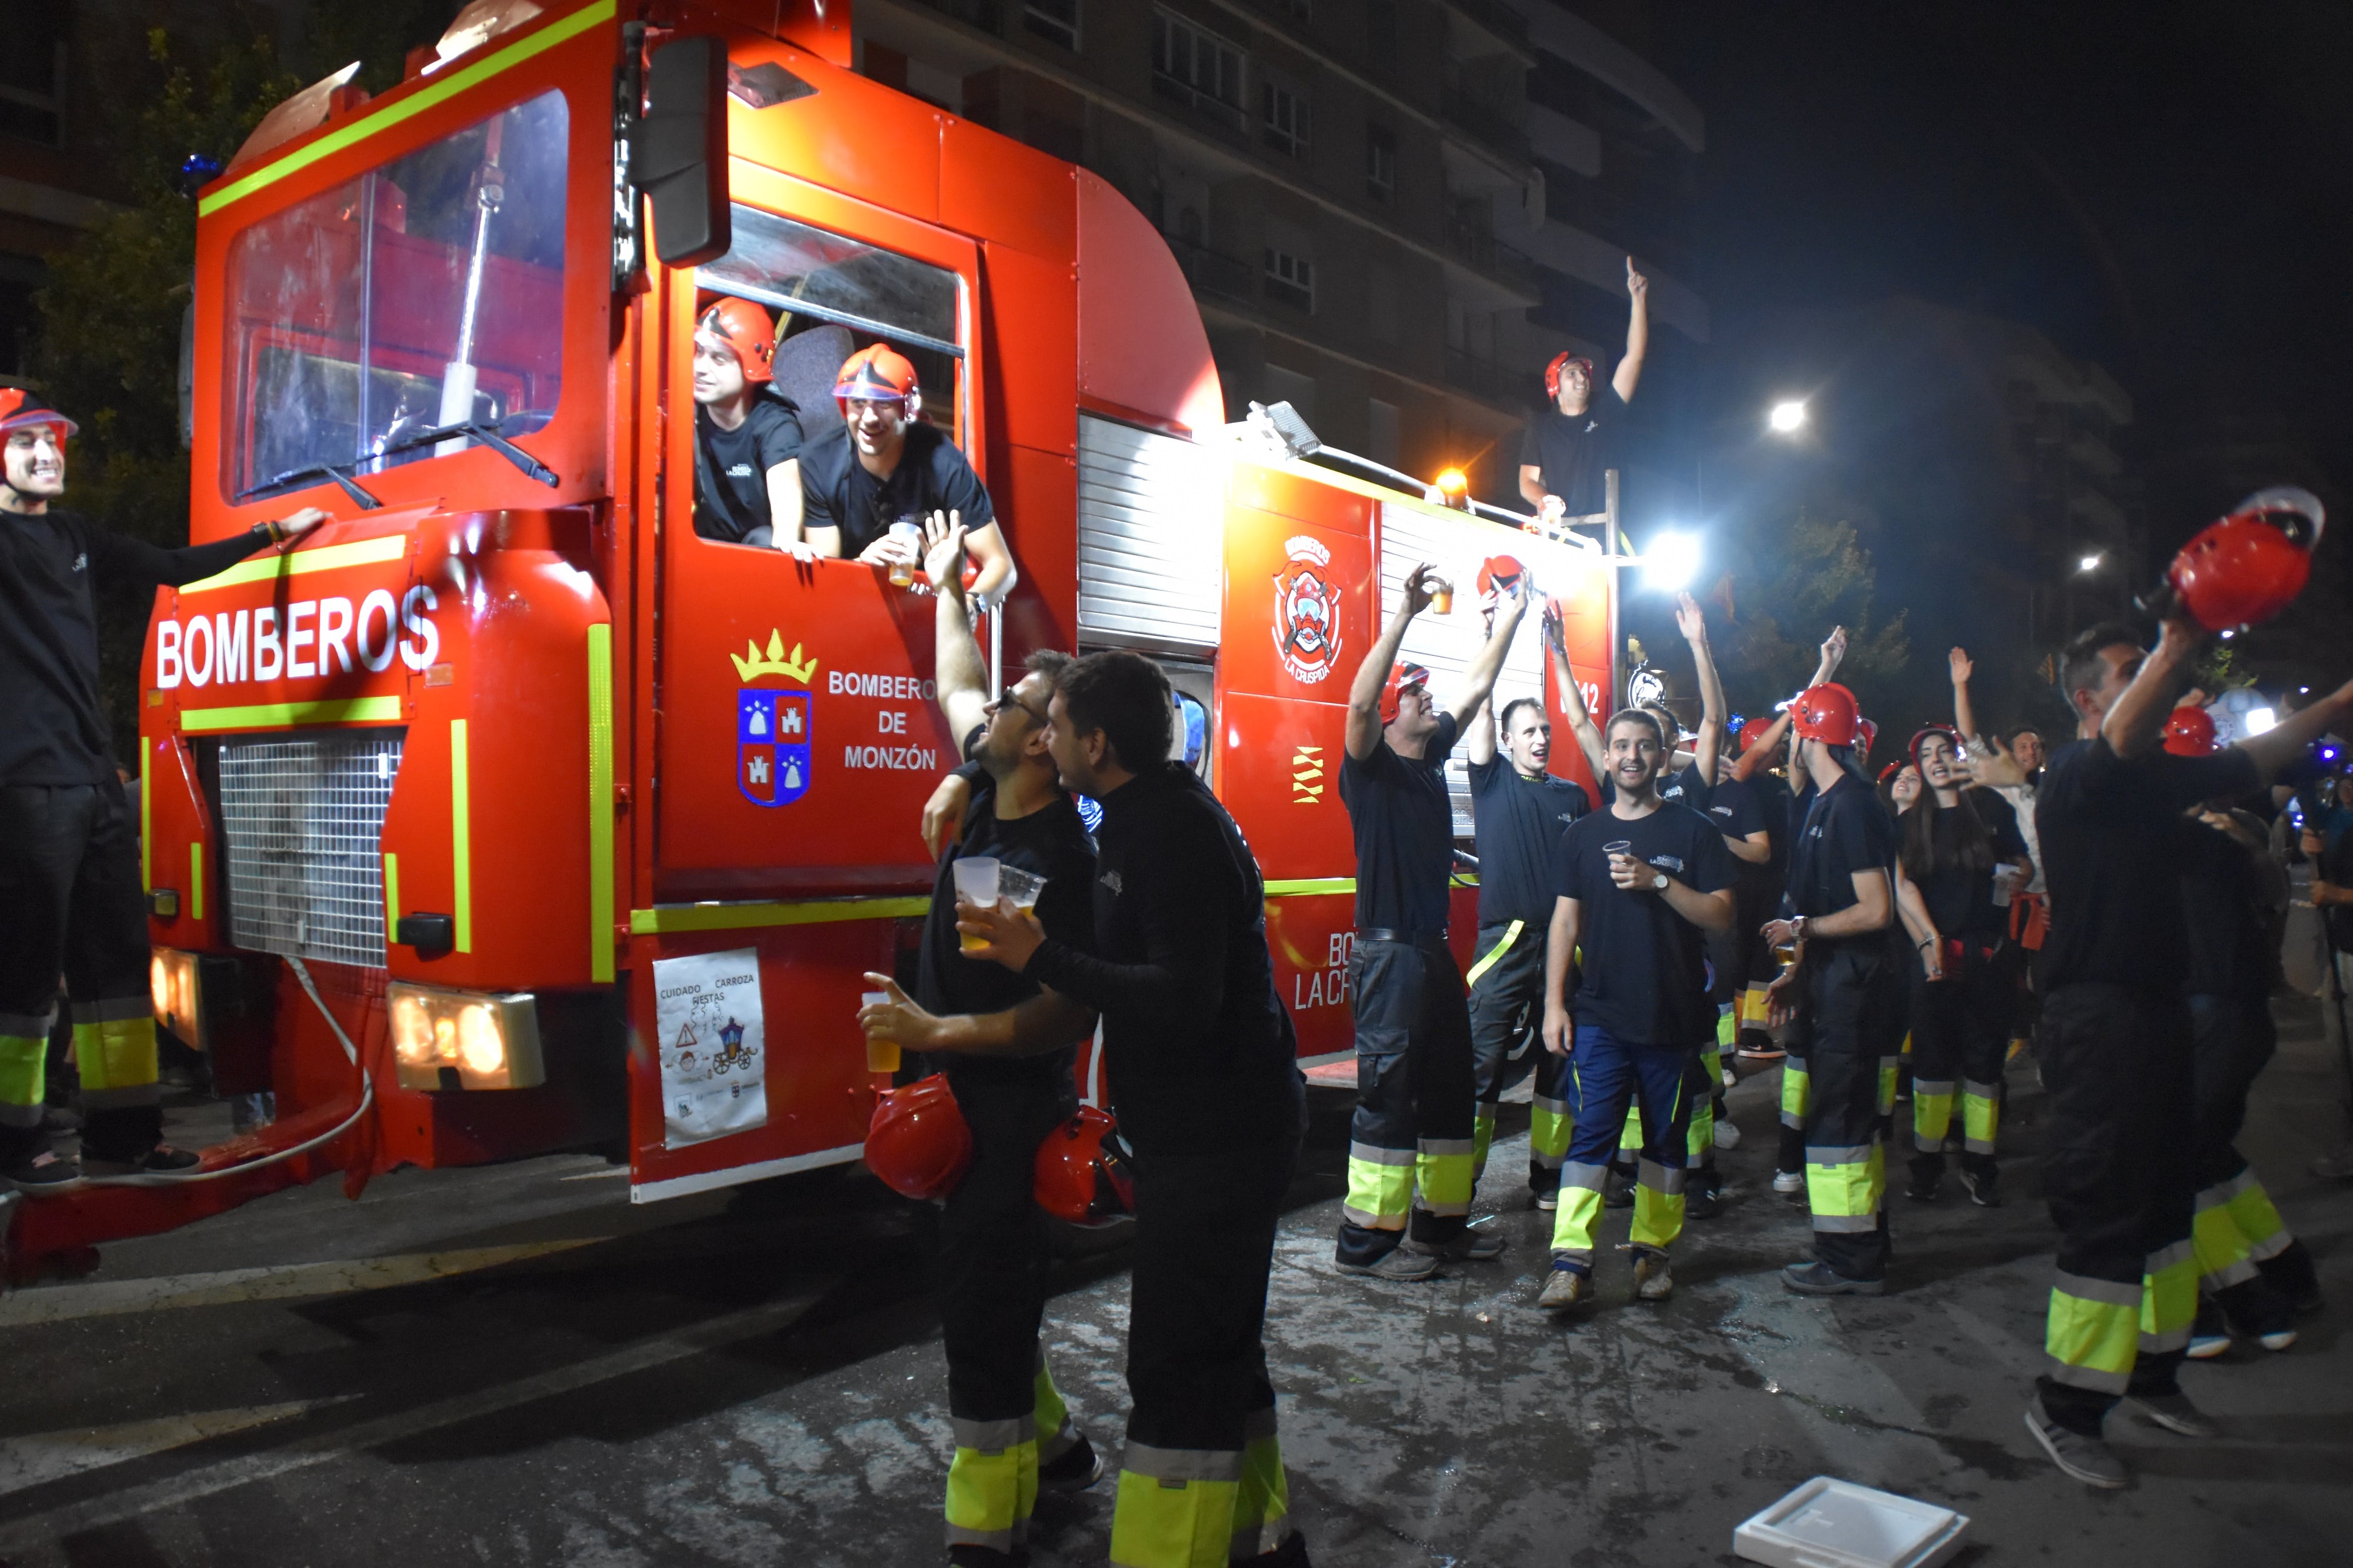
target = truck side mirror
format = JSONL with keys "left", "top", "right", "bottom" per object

{"left": 636, "top": 34, "right": 729, "bottom": 269}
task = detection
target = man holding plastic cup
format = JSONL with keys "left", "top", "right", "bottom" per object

{"left": 798, "top": 344, "right": 1017, "bottom": 605}
{"left": 856, "top": 514, "right": 1102, "bottom": 1562}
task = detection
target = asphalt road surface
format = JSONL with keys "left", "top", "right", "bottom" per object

{"left": 3, "top": 990, "right": 2349, "bottom": 1567}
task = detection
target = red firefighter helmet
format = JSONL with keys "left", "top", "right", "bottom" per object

{"left": 865, "top": 1074, "right": 971, "bottom": 1200}
{"left": 695, "top": 298, "right": 776, "bottom": 383}
{"left": 1907, "top": 725, "right": 1961, "bottom": 772}
{"left": 1378, "top": 660, "right": 1432, "bottom": 725}
{"left": 1855, "top": 716, "right": 1879, "bottom": 759}
{"left": 1032, "top": 1105, "right": 1135, "bottom": 1226}
{"left": 1477, "top": 554, "right": 1525, "bottom": 612}
{"left": 0, "top": 389, "right": 77, "bottom": 441}
{"left": 2161, "top": 486, "right": 2325, "bottom": 633}
{"left": 1789, "top": 683, "right": 1861, "bottom": 746}
{"left": 2162, "top": 705, "right": 2219, "bottom": 757}
{"left": 834, "top": 343, "right": 920, "bottom": 406}
{"left": 1543, "top": 352, "right": 1595, "bottom": 400}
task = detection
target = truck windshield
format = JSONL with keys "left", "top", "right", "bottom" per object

{"left": 222, "top": 89, "right": 568, "bottom": 502}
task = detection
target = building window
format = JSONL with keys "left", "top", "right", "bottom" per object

{"left": 0, "top": 1, "right": 69, "bottom": 148}
{"left": 1152, "top": 10, "right": 1246, "bottom": 132}
{"left": 1024, "top": 0, "right": 1081, "bottom": 51}
{"left": 1261, "top": 79, "right": 1311, "bottom": 159}
{"left": 1365, "top": 123, "right": 1395, "bottom": 202}
{"left": 1264, "top": 246, "right": 1315, "bottom": 312}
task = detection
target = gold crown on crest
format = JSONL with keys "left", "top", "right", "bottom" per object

{"left": 732, "top": 630, "right": 819, "bottom": 685}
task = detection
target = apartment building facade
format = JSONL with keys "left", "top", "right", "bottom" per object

{"left": 854, "top": 0, "right": 1707, "bottom": 502}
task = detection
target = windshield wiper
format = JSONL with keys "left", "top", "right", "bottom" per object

{"left": 376, "top": 420, "right": 559, "bottom": 488}
{"left": 235, "top": 463, "right": 383, "bottom": 511}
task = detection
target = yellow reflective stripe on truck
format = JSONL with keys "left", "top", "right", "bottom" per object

{"left": 629, "top": 898, "right": 932, "bottom": 936}
{"left": 451, "top": 719, "right": 472, "bottom": 954}
{"left": 182, "top": 535, "right": 408, "bottom": 592}
{"left": 181, "top": 696, "right": 404, "bottom": 732}
{"left": 586, "top": 623, "right": 614, "bottom": 982}
{"left": 196, "top": 0, "right": 619, "bottom": 217}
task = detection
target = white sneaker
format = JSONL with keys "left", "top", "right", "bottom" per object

{"left": 1772, "top": 1170, "right": 1805, "bottom": 1195}
{"left": 1714, "top": 1120, "right": 1742, "bottom": 1150}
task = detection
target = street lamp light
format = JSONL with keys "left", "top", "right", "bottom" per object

{"left": 1640, "top": 530, "right": 1702, "bottom": 593}
{"left": 2078, "top": 552, "right": 2104, "bottom": 573}
{"left": 1767, "top": 399, "right": 1807, "bottom": 435}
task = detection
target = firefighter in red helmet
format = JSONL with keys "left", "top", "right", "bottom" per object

{"left": 800, "top": 344, "right": 1018, "bottom": 607}
{"left": 1760, "top": 679, "right": 1903, "bottom": 1297}
{"left": 689, "top": 296, "right": 806, "bottom": 553}
{"left": 1, "top": 391, "right": 325, "bottom": 1190}
{"left": 1517, "top": 256, "right": 1649, "bottom": 530}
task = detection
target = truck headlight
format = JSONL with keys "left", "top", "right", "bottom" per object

{"left": 151, "top": 948, "right": 204, "bottom": 1050}
{"left": 387, "top": 983, "right": 545, "bottom": 1091}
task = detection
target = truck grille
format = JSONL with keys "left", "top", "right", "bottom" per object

{"left": 216, "top": 730, "right": 405, "bottom": 968}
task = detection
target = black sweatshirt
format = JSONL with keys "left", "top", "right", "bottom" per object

{"left": 1023, "top": 763, "right": 1305, "bottom": 1156}
{"left": 2, "top": 509, "right": 278, "bottom": 785}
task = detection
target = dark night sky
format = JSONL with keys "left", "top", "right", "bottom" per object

{"left": 1620, "top": 0, "right": 2353, "bottom": 727}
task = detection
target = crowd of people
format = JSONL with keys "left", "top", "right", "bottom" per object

{"left": 859, "top": 485, "right": 2353, "bottom": 1561}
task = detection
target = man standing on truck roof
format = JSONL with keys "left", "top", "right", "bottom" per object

{"left": 1517, "top": 257, "right": 1649, "bottom": 531}
{"left": 689, "top": 297, "right": 807, "bottom": 553}
{"left": 883, "top": 648, "right": 1312, "bottom": 1568}
{"left": 861, "top": 515, "right": 1105, "bottom": 1564}
{"left": 0, "top": 391, "right": 325, "bottom": 1193}
{"left": 1335, "top": 562, "right": 1528, "bottom": 1280}
{"left": 801, "top": 345, "right": 1018, "bottom": 606}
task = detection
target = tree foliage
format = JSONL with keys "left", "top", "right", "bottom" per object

{"left": 1708, "top": 508, "right": 1910, "bottom": 718}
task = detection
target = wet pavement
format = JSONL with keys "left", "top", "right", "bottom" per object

{"left": 2, "top": 990, "right": 2349, "bottom": 1567}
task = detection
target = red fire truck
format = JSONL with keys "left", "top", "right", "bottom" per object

{"left": 8, "top": 0, "right": 1618, "bottom": 1271}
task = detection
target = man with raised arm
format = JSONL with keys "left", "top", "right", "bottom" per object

{"left": 863, "top": 515, "right": 1104, "bottom": 1563}
{"left": 1519, "top": 258, "right": 1649, "bottom": 530}
{"left": 2019, "top": 619, "right": 2353, "bottom": 1490}
{"left": 1335, "top": 562, "right": 1528, "bottom": 1280}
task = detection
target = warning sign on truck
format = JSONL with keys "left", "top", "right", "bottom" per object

{"left": 652, "top": 949, "right": 770, "bottom": 1147}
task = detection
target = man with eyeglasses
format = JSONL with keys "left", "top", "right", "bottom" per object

{"left": 800, "top": 345, "right": 1018, "bottom": 606}
{"left": 884, "top": 513, "right": 1106, "bottom": 1562}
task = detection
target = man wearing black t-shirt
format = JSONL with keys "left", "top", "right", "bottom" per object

{"left": 1336, "top": 562, "right": 1528, "bottom": 1280}
{"left": 1535, "top": 709, "right": 1735, "bottom": 1311}
{"left": 689, "top": 298, "right": 805, "bottom": 551}
{"left": 1464, "top": 686, "right": 1589, "bottom": 1206}
{"left": 926, "top": 649, "right": 1312, "bottom": 1567}
{"left": 1761, "top": 681, "right": 1901, "bottom": 1297}
{"left": 2020, "top": 620, "right": 2353, "bottom": 1490}
{"left": 862, "top": 518, "right": 1104, "bottom": 1561}
{"left": 800, "top": 344, "right": 1016, "bottom": 606}
{"left": 1, "top": 393, "right": 325, "bottom": 1191}
{"left": 1517, "top": 256, "right": 1649, "bottom": 529}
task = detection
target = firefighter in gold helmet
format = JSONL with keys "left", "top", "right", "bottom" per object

{"left": 800, "top": 344, "right": 1018, "bottom": 606}
{"left": 0, "top": 391, "right": 324, "bottom": 1190}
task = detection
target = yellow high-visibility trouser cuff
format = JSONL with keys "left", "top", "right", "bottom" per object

{"left": 1417, "top": 1139, "right": 1475, "bottom": 1216}
{"left": 1034, "top": 1355, "right": 1078, "bottom": 1464}
{"left": 1806, "top": 1145, "right": 1882, "bottom": 1233}
{"left": 2222, "top": 1173, "right": 2291, "bottom": 1261}
{"left": 1911, "top": 1079, "right": 1955, "bottom": 1151}
{"left": 1779, "top": 1060, "right": 1811, "bottom": 1129}
{"left": 1631, "top": 1159, "right": 1686, "bottom": 1250}
{"left": 1232, "top": 1415, "right": 1291, "bottom": 1560}
{"left": 1111, "top": 1447, "right": 1243, "bottom": 1568}
{"left": 1961, "top": 1080, "right": 1999, "bottom": 1154}
{"left": 2046, "top": 1273, "right": 2141, "bottom": 1393}
{"left": 1687, "top": 1047, "right": 1718, "bottom": 1161}
{"left": 2141, "top": 1242, "right": 2197, "bottom": 1355}
{"left": 1877, "top": 1055, "right": 1899, "bottom": 1119}
{"left": 0, "top": 1023, "right": 50, "bottom": 1125}
{"left": 1618, "top": 1102, "right": 1641, "bottom": 1157}
{"left": 1529, "top": 1093, "right": 1572, "bottom": 1167}
{"left": 73, "top": 1002, "right": 159, "bottom": 1105}
{"left": 2191, "top": 1193, "right": 2259, "bottom": 1290}
{"left": 1549, "top": 1163, "right": 1608, "bottom": 1259}
{"left": 1716, "top": 1005, "right": 1737, "bottom": 1050}
{"left": 1472, "top": 1107, "right": 1497, "bottom": 1180}
{"left": 945, "top": 1416, "right": 1038, "bottom": 1553}
{"left": 1343, "top": 1145, "right": 1414, "bottom": 1230}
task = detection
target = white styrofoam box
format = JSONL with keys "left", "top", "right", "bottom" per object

{"left": 1732, "top": 1476, "right": 1969, "bottom": 1568}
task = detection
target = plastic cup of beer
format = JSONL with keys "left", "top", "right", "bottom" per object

{"left": 951, "top": 856, "right": 1000, "bottom": 951}
{"left": 996, "top": 865, "right": 1045, "bottom": 918}
{"left": 888, "top": 519, "right": 924, "bottom": 586}
{"left": 1773, "top": 941, "right": 1799, "bottom": 970}
{"left": 1430, "top": 579, "right": 1454, "bottom": 615}
{"left": 861, "top": 992, "right": 900, "bottom": 1073}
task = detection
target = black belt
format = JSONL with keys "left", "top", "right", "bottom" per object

{"left": 1358, "top": 926, "right": 1449, "bottom": 948}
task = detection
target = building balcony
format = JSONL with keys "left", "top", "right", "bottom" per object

{"left": 907, "top": 0, "right": 1004, "bottom": 32}
{"left": 1162, "top": 233, "right": 1258, "bottom": 306}
{"left": 1439, "top": 88, "right": 1529, "bottom": 164}
{"left": 1151, "top": 71, "right": 1249, "bottom": 138}
{"left": 1444, "top": 0, "right": 1531, "bottom": 52}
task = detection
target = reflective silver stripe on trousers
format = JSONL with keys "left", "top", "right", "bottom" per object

{"left": 952, "top": 1414, "right": 1035, "bottom": 1452}
{"left": 2042, "top": 1356, "right": 2130, "bottom": 1394}
{"left": 2052, "top": 1270, "right": 2143, "bottom": 1309}
{"left": 1347, "top": 1142, "right": 1415, "bottom": 1166}
{"left": 1805, "top": 1145, "right": 1876, "bottom": 1166}
{"left": 1811, "top": 1213, "right": 1881, "bottom": 1233}
{"left": 1911, "top": 1079, "right": 1957, "bottom": 1097}
{"left": 1559, "top": 1160, "right": 1609, "bottom": 1192}
{"left": 1634, "top": 1158, "right": 1685, "bottom": 1195}
{"left": 1121, "top": 1442, "right": 1244, "bottom": 1484}
{"left": 0, "top": 1101, "right": 43, "bottom": 1127}
{"left": 70, "top": 996, "right": 155, "bottom": 1025}
{"left": 80, "top": 1084, "right": 162, "bottom": 1109}
{"left": 1532, "top": 1094, "right": 1572, "bottom": 1117}
{"left": 2145, "top": 1239, "right": 2194, "bottom": 1276}
{"left": 0, "top": 1010, "right": 59, "bottom": 1039}
{"left": 1417, "top": 1138, "right": 1475, "bottom": 1159}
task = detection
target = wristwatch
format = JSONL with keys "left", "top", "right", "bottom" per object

{"left": 1651, "top": 870, "right": 1669, "bottom": 893}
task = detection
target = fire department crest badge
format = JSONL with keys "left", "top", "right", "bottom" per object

{"left": 738, "top": 688, "right": 811, "bottom": 808}
{"left": 1272, "top": 536, "right": 1342, "bottom": 685}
